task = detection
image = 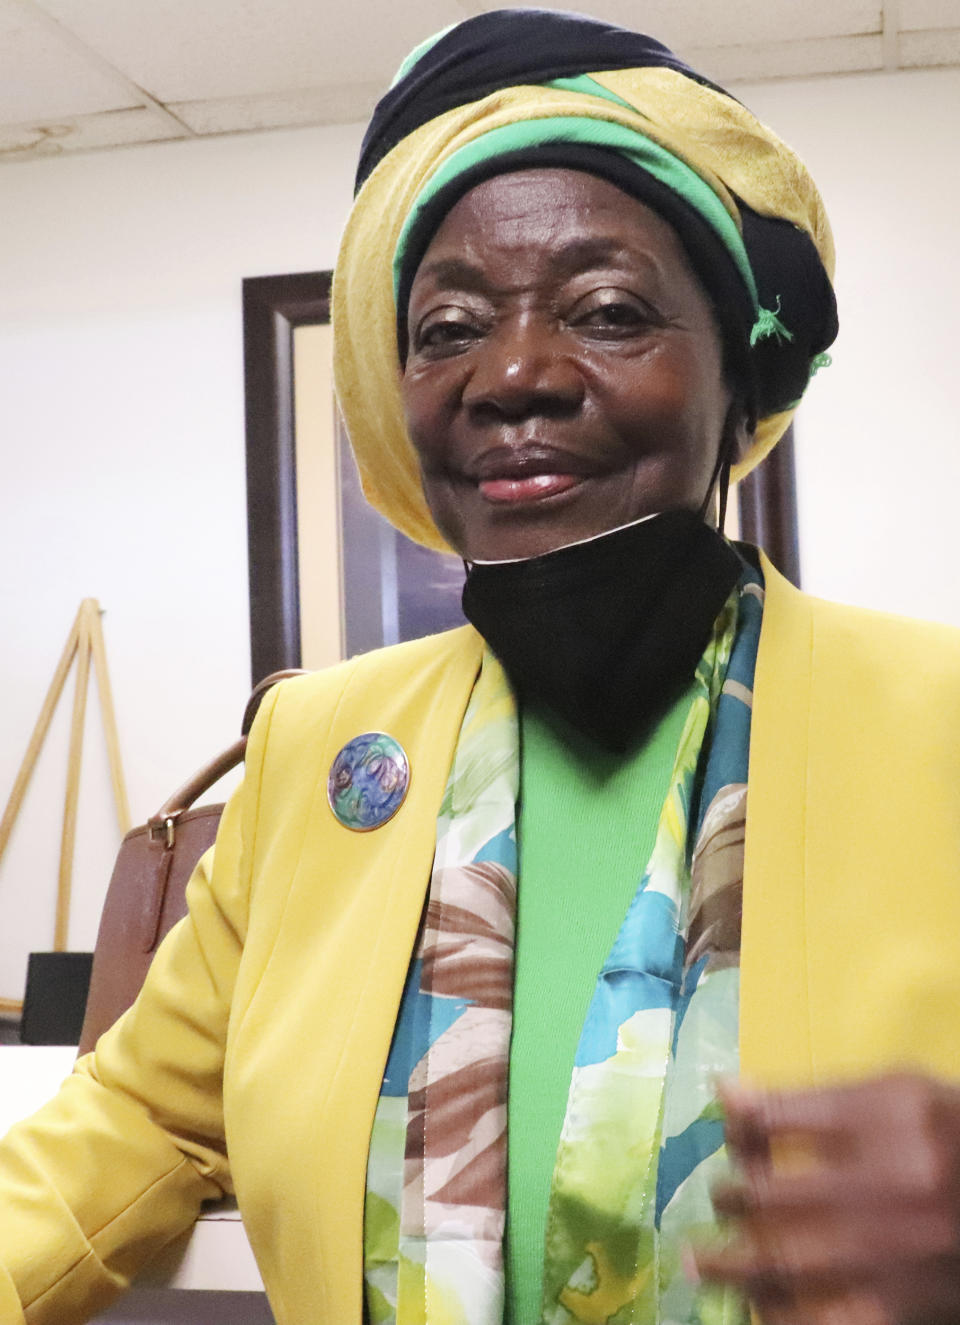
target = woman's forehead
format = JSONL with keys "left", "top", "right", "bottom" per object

{"left": 412, "top": 168, "right": 700, "bottom": 295}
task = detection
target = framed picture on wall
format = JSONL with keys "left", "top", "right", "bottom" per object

{"left": 243, "top": 271, "right": 466, "bottom": 684}
{"left": 243, "top": 270, "right": 800, "bottom": 685}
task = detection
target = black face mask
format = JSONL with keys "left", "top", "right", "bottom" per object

{"left": 461, "top": 510, "right": 742, "bottom": 754}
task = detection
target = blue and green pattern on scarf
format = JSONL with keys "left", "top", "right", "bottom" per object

{"left": 364, "top": 561, "right": 764, "bottom": 1325}
{"left": 364, "top": 650, "right": 518, "bottom": 1325}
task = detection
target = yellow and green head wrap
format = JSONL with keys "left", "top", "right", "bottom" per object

{"left": 333, "top": 8, "right": 838, "bottom": 551}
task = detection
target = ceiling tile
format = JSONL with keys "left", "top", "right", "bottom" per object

{"left": 0, "top": 106, "right": 186, "bottom": 163}
{"left": 900, "top": 26, "right": 960, "bottom": 62}
{"left": 466, "top": 0, "right": 883, "bottom": 49}
{"left": 0, "top": 0, "right": 141, "bottom": 120}
{"left": 5, "top": 0, "right": 953, "bottom": 161}
{"left": 174, "top": 83, "right": 380, "bottom": 135}
{"left": 687, "top": 34, "right": 883, "bottom": 82}
{"left": 900, "top": 0, "right": 960, "bottom": 30}
{"left": 33, "top": 0, "right": 468, "bottom": 101}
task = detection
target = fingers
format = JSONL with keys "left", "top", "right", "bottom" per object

{"left": 718, "top": 1077, "right": 852, "bottom": 1153}
{"left": 719, "top": 1073, "right": 960, "bottom": 1151}
{"left": 715, "top": 1079, "right": 772, "bottom": 1168}
{"left": 753, "top": 1290, "right": 891, "bottom": 1325}
{"left": 710, "top": 1163, "right": 939, "bottom": 1220}
{"left": 692, "top": 1220, "right": 866, "bottom": 1295}
{"left": 692, "top": 1208, "right": 951, "bottom": 1290}
{"left": 720, "top": 1073, "right": 960, "bottom": 1199}
{"left": 692, "top": 1226, "right": 955, "bottom": 1325}
{"left": 699, "top": 1074, "right": 960, "bottom": 1325}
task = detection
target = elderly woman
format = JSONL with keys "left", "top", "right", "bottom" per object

{"left": 3, "top": 10, "right": 960, "bottom": 1325}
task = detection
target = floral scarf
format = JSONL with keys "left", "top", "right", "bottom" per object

{"left": 364, "top": 563, "right": 764, "bottom": 1325}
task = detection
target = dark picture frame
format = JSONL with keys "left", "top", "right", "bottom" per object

{"left": 243, "top": 271, "right": 332, "bottom": 684}
{"left": 243, "top": 270, "right": 800, "bottom": 685}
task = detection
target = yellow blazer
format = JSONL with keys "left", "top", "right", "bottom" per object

{"left": 3, "top": 555, "right": 960, "bottom": 1325}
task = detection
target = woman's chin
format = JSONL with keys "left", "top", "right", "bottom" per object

{"left": 427, "top": 462, "right": 694, "bottom": 563}
{"left": 444, "top": 490, "right": 645, "bottom": 563}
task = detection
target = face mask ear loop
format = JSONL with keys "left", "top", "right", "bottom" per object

{"left": 716, "top": 452, "right": 732, "bottom": 533}
{"left": 699, "top": 431, "right": 733, "bottom": 531}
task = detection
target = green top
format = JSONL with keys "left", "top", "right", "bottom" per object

{"left": 505, "top": 685, "right": 695, "bottom": 1325}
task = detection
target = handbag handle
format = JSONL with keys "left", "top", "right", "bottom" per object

{"left": 147, "top": 669, "right": 305, "bottom": 848}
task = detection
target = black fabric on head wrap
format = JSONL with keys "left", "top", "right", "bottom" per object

{"left": 365, "top": 8, "right": 838, "bottom": 421}
{"left": 356, "top": 8, "right": 727, "bottom": 193}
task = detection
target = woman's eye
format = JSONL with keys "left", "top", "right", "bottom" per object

{"left": 414, "top": 308, "right": 485, "bottom": 353}
{"left": 569, "top": 290, "right": 657, "bottom": 335}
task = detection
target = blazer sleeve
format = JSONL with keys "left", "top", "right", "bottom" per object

{"left": 0, "top": 682, "right": 283, "bottom": 1325}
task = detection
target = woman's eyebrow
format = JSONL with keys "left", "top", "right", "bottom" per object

{"left": 550, "top": 236, "right": 641, "bottom": 271}
{"left": 416, "top": 257, "right": 488, "bottom": 291}
{"left": 416, "top": 238, "right": 651, "bottom": 293}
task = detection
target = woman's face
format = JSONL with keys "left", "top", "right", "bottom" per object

{"left": 401, "top": 168, "right": 749, "bottom": 562}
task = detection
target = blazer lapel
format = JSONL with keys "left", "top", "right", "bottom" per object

{"left": 740, "top": 555, "right": 815, "bottom": 1087}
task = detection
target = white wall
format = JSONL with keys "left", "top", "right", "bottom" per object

{"left": 1, "top": 66, "right": 959, "bottom": 1002}
{"left": 740, "top": 68, "right": 960, "bottom": 620}
{"left": 0, "top": 122, "right": 362, "bottom": 999}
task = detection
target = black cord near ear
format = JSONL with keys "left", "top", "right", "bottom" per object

{"left": 717, "top": 451, "right": 732, "bottom": 533}
{"left": 699, "top": 429, "right": 734, "bottom": 531}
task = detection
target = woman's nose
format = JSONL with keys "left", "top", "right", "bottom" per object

{"left": 461, "top": 319, "right": 585, "bottom": 420}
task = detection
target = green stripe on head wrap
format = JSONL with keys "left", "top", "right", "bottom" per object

{"left": 392, "top": 115, "right": 759, "bottom": 311}
{"left": 544, "top": 73, "right": 638, "bottom": 112}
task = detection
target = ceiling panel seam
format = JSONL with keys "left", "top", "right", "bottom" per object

{"left": 21, "top": 0, "right": 195, "bottom": 135}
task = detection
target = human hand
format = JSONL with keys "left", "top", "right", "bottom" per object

{"left": 690, "top": 1073, "right": 960, "bottom": 1325}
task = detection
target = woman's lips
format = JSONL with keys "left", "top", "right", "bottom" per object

{"left": 478, "top": 473, "right": 582, "bottom": 503}
{"left": 469, "top": 445, "right": 601, "bottom": 504}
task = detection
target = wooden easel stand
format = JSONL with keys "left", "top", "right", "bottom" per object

{"left": 0, "top": 599, "right": 130, "bottom": 1014}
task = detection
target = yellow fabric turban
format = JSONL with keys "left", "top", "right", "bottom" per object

{"left": 333, "top": 12, "right": 837, "bottom": 551}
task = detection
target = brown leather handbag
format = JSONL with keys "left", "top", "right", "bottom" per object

{"left": 77, "top": 670, "right": 304, "bottom": 1055}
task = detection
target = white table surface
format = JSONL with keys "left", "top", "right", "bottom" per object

{"left": 0, "top": 1045, "right": 267, "bottom": 1296}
